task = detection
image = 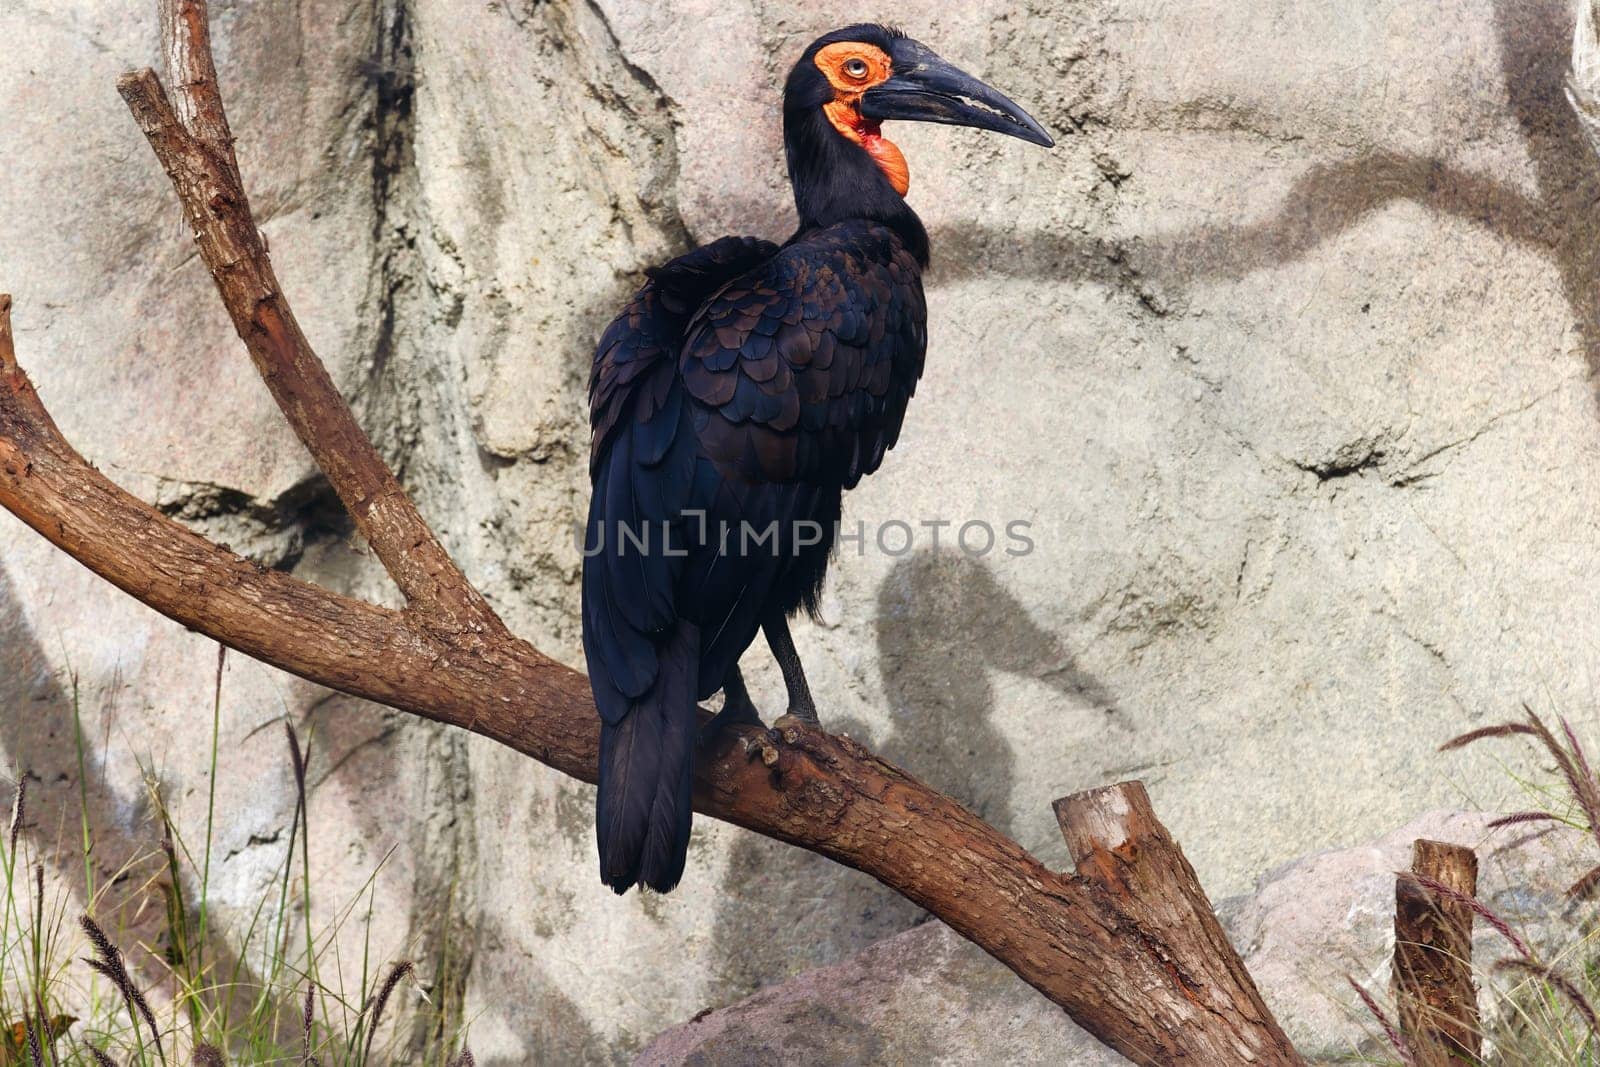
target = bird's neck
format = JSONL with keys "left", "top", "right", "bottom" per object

{"left": 784, "top": 107, "right": 929, "bottom": 266}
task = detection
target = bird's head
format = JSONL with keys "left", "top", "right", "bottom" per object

{"left": 784, "top": 25, "right": 1054, "bottom": 199}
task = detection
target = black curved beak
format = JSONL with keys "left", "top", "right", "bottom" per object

{"left": 860, "top": 41, "right": 1055, "bottom": 148}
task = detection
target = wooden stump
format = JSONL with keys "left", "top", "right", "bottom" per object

{"left": 1392, "top": 839, "right": 1480, "bottom": 1065}
{"left": 1055, "top": 782, "right": 1304, "bottom": 1065}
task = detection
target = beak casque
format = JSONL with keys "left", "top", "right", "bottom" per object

{"left": 860, "top": 40, "right": 1056, "bottom": 148}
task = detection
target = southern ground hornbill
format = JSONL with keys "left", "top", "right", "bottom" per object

{"left": 583, "top": 24, "right": 1054, "bottom": 894}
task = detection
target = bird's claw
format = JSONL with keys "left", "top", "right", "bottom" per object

{"left": 772, "top": 712, "right": 823, "bottom": 747}
{"left": 741, "top": 730, "right": 781, "bottom": 766}
{"left": 736, "top": 710, "right": 821, "bottom": 765}
{"left": 698, "top": 701, "right": 765, "bottom": 749}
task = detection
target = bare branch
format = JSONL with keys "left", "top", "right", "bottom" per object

{"left": 0, "top": 294, "right": 60, "bottom": 438}
{"left": 1054, "top": 782, "right": 1301, "bottom": 1063}
{"left": 0, "top": 310, "right": 586, "bottom": 774}
{"left": 158, "top": 0, "right": 237, "bottom": 165}
{"left": 0, "top": 1, "right": 1309, "bottom": 1061}
{"left": 113, "top": 59, "right": 499, "bottom": 635}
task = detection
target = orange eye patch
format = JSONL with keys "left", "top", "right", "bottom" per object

{"left": 813, "top": 42, "right": 893, "bottom": 96}
{"left": 813, "top": 41, "right": 909, "bottom": 196}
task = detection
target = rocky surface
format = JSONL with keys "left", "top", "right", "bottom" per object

{"left": 640, "top": 810, "right": 1600, "bottom": 1064}
{"left": 5, "top": 0, "right": 1600, "bottom": 1060}
{"left": 637, "top": 916, "right": 1123, "bottom": 1067}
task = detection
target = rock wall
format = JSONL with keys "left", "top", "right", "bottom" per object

{"left": 3, "top": 0, "right": 1599, "bottom": 1060}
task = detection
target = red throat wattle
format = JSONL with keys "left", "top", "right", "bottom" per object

{"left": 824, "top": 101, "right": 910, "bottom": 196}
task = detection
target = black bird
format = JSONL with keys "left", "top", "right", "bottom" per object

{"left": 583, "top": 24, "right": 1054, "bottom": 894}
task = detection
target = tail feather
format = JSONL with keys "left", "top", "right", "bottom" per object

{"left": 597, "top": 621, "right": 700, "bottom": 894}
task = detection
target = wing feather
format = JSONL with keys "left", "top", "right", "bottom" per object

{"left": 679, "top": 222, "right": 926, "bottom": 489}
{"left": 584, "top": 236, "right": 779, "bottom": 723}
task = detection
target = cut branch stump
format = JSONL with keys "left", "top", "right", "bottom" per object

{"left": 1055, "top": 782, "right": 1304, "bottom": 1065}
{"left": 1392, "top": 839, "right": 1480, "bottom": 1066}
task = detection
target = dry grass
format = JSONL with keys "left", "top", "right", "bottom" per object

{"left": 0, "top": 651, "right": 477, "bottom": 1065}
{"left": 1354, "top": 704, "right": 1600, "bottom": 1064}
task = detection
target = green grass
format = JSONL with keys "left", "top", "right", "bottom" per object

{"left": 0, "top": 647, "right": 477, "bottom": 1066}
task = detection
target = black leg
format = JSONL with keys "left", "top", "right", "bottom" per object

{"left": 698, "top": 664, "right": 765, "bottom": 746}
{"left": 763, "top": 613, "right": 818, "bottom": 724}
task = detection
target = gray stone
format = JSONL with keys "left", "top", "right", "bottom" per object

{"left": 4, "top": 0, "right": 1600, "bottom": 1060}
{"left": 635, "top": 919, "right": 1123, "bottom": 1067}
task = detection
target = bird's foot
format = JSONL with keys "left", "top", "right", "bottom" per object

{"left": 741, "top": 729, "right": 781, "bottom": 767}
{"left": 771, "top": 712, "right": 823, "bottom": 747}
{"left": 780, "top": 703, "right": 820, "bottom": 726}
{"left": 697, "top": 700, "right": 766, "bottom": 749}
{"left": 700, "top": 687, "right": 768, "bottom": 748}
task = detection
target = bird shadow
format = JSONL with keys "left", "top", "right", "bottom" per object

{"left": 703, "top": 548, "right": 1115, "bottom": 1003}
{"left": 872, "top": 548, "right": 1117, "bottom": 836}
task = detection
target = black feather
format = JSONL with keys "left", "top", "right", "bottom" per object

{"left": 581, "top": 25, "right": 932, "bottom": 895}
{"left": 597, "top": 621, "right": 701, "bottom": 893}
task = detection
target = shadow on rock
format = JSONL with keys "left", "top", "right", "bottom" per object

{"left": 705, "top": 548, "right": 1115, "bottom": 1006}
{"left": 1490, "top": 0, "right": 1600, "bottom": 379}
{"left": 874, "top": 549, "right": 1116, "bottom": 837}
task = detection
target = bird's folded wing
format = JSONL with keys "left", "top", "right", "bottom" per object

{"left": 589, "top": 235, "right": 780, "bottom": 479}
{"left": 679, "top": 222, "right": 927, "bottom": 489}
{"left": 584, "top": 235, "right": 779, "bottom": 718}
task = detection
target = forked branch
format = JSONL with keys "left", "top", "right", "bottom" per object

{"left": 117, "top": 1, "right": 499, "bottom": 637}
{"left": 0, "top": 3, "right": 1302, "bottom": 1062}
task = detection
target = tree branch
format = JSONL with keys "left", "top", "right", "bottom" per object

{"left": 1055, "top": 782, "right": 1300, "bottom": 1063}
{"left": 158, "top": 0, "right": 238, "bottom": 166}
{"left": 0, "top": 325, "right": 590, "bottom": 773}
{"left": 115, "top": 37, "right": 500, "bottom": 636}
{"left": 0, "top": 3, "right": 1304, "bottom": 1062}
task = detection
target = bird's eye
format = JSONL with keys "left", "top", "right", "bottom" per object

{"left": 844, "top": 58, "right": 869, "bottom": 79}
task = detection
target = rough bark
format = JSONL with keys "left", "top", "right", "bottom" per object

{"left": 0, "top": 2, "right": 1304, "bottom": 1062}
{"left": 1054, "top": 782, "right": 1301, "bottom": 1064}
{"left": 117, "top": 3, "right": 501, "bottom": 637}
{"left": 1392, "top": 839, "right": 1480, "bottom": 1065}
